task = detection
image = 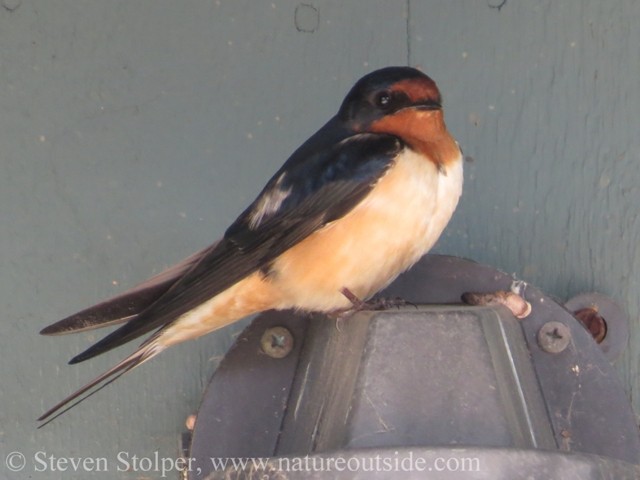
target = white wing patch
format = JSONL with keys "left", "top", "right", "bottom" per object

{"left": 248, "top": 172, "right": 292, "bottom": 229}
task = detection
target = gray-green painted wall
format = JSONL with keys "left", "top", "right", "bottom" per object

{"left": 1, "top": 1, "right": 639, "bottom": 478}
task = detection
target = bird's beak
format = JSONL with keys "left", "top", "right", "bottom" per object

{"left": 414, "top": 99, "right": 442, "bottom": 111}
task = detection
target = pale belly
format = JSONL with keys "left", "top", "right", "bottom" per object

{"left": 269, "top": 148, "right": 463, "bottom": 311}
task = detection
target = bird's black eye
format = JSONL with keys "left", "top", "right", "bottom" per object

{"left": 375, "top": 91, "right": 392, "bottom": 108}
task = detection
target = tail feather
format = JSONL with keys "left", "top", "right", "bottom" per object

{"left": 37, "top": 343, "right": 163, "bottom": 427}
{"left": 40, "top": 244, "right": 214, "bottom": 336}
{"left": 39, "top": 274, "right": 179, "bottom": 336}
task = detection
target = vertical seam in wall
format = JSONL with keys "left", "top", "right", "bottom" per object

{"left": 406, "top": 0, "right": 412, "bottom": 65}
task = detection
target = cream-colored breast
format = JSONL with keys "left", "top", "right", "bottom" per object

{"left": 270, "top": 147, "right": 463, "bottom": 312}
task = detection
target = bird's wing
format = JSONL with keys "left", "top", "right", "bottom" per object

{"left": 60, "top": 133, "right": 402, "bottom": 364}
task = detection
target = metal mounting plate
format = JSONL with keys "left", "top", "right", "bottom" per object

{"left": 187, "top": 255, "right": 640, "bottom": 479}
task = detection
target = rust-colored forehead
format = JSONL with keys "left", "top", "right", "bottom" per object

{"left": 390, "top": 77, "right": 441, "bottom": 104}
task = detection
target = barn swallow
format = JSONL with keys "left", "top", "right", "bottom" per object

{"left": 38, "top": 66, "right": 463, "bottom": 424}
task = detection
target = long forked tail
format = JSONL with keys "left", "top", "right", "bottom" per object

{"left": 37, "top": 342, "right": 163, "bottom": 427}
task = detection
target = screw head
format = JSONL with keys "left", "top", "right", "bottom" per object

{"left": 260, "top": 326, "right": 294, "bottom": 358}
{"left": 538, "top": 321, "right": 571, "bottom": 353}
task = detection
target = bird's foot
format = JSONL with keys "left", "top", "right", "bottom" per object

{"left": 339, "top": 287, "right": 367, "bottom": 311}
{"left": 367, "top": 295, "right": 413, "bottom": 310}
{"left": 328, "top": 288, "right": 411, "bottom": 331}
{"left": 332, "top": 288, "right": 410, "bottom": 317}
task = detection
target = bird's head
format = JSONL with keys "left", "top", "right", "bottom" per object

{"left": 338, "top": 66, "right": 442, "bottom": 129}
{"left": 338, "top": 66, "right": 458, "bottom": 167}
